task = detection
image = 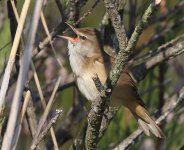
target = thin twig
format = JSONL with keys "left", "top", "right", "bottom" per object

{"left": 0, "top": 41, "right": 11, "bottom": 51}
{"left": 26, "top": 96, "right": 46, "bottom": 150}
{"left": 35, "top": 109, "right": 63, "bottom": 147}
{"left": 40, "top": 11, "right": 63, "bottom": 68}
{"left": 103, "top": 0, "right": 127, "bottom": 51}
{"left": 11, "top": 91, "right": 31, "bottom": 150}
{"left": 33, "top": 81, "right": 75, "bottom": 101}
{"left": 30, "top": 76, "right": 62, "bottom": 150}
{"left": 131, "top": 33, "right": 184, "bottom": 82}
{"left": 31, "top": 61, "right": 59, "bottom": 150}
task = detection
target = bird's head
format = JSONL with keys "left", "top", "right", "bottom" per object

{"left": 59, "top": 23, "right": 103, "bottom": 57}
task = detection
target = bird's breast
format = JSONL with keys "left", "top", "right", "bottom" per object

{"left": 69, "top": 54, "right": 108, "bottom": 101}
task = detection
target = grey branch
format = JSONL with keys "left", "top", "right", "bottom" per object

{"left": 30, "top": 76, "right": 61, "bottom": 150}
{"left": 98, "top": 33, "right": 184, "bottom": 140}
{"left": 26, "top": 97, "right": 46, "bottom": 150}
{"left": 31, "top": 109, "right": 63, "bottom": 149}
{"left": 103, "top": 0, "right": 128, "bottom": 50}
{"left": 85, "top": 1, "right": 160, "bottom": 150}
{"left": 110, "top": 1, "right": 159, "bottom": 86}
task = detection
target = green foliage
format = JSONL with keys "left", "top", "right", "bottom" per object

{"left": 0, "top": 18, "right": 11, "bottom": 68}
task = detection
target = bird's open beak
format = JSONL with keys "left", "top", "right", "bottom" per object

{"left": 58, "top": 35, "right": 80, "bottom": 42}
{"left": 58, "top": 22, "right": 80, "bottom": 42}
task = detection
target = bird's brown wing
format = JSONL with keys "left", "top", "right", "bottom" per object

{"left": 93, "top": 51, "right": 113, "bottom": 73}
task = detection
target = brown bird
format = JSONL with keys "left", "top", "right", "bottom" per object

{"left": 60, "top": 24, "right": 165, "bottom": 138}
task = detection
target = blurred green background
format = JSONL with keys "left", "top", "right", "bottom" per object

{"left": 1, "top": 0, "right": 184, "bottom": 150}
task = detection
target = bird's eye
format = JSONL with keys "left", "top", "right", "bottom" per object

{"left": 80, "top": 36, "right": 86, "bottom": 40}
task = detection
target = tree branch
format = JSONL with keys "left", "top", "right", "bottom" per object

{"left": 103, "top": 0, "right": 127, "bottom": 51}
{"left": 31, "top": 109, "right": 63, "bottom": 149}
{"left": 98, "top": 33, "right": 184, "bottom": 142}
{"left": 85, "top": 1, "right": 161, "bottom": 150}
{"left": 30, "top": 76, "right": 61, "bottom": 150}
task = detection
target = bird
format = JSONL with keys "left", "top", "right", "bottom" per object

{"left": 59, "top": 23, "right": 165, "bottom": 138}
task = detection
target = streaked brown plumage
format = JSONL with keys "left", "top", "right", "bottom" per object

{"left": 60, "top": 24, "right": 165, "bottom": 138}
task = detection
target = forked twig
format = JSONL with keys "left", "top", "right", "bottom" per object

{"left": 30, "top": 76, "right": 62, "bottom": 150}
{"left": 34, "top": 109, "right": 63, "bottom": 148}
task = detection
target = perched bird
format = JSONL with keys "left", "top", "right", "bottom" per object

{"left": 60, "top": 24, "right": 165, "bottom": 138}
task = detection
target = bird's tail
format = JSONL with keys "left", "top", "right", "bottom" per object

{"left": 129, "top": 105, "right": 165, "bottom": 138}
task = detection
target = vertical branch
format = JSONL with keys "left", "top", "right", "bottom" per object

{"left": 109, "top": 0, "right": 161, "bottom": 87}
{"left": 0, "top": 0, "right": 31, "bottom": 110}
{"left": 85, "top": 1, "right": 162, "bottom": 150}
{"left": 10, "top": 90, "right": 31, "bottom": 150}
{"left": 7, "top": 0, "right": 21, "bottom": 73}
{"left": 1, "top": 1, "right": 44, "bottom": 149}
{"left": 103, "top": 0, "right": 128, "bottom": 50}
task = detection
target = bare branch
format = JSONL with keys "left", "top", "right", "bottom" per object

{"left": 98, "top": 33, "right": 184, "bottom": 142}
{"left": 30, "top": 76, "right": 61, "bottom": 150}
{"left": 10, "top": 91, "right": 31, "bottom": 149}
{"left": 33, "top": 109, "right": 63, "bottom": 149}
{"left": 109, "top": 1, "right": 160, "bottom": 86}
{"left": 103, "top": 0, "right": 127, "bottom": 50}
{"left": 85, "top": 1, "right": 161, "bottom": 149}
{"left": 26, "top": 96, "right": 46, "bottom": 150}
